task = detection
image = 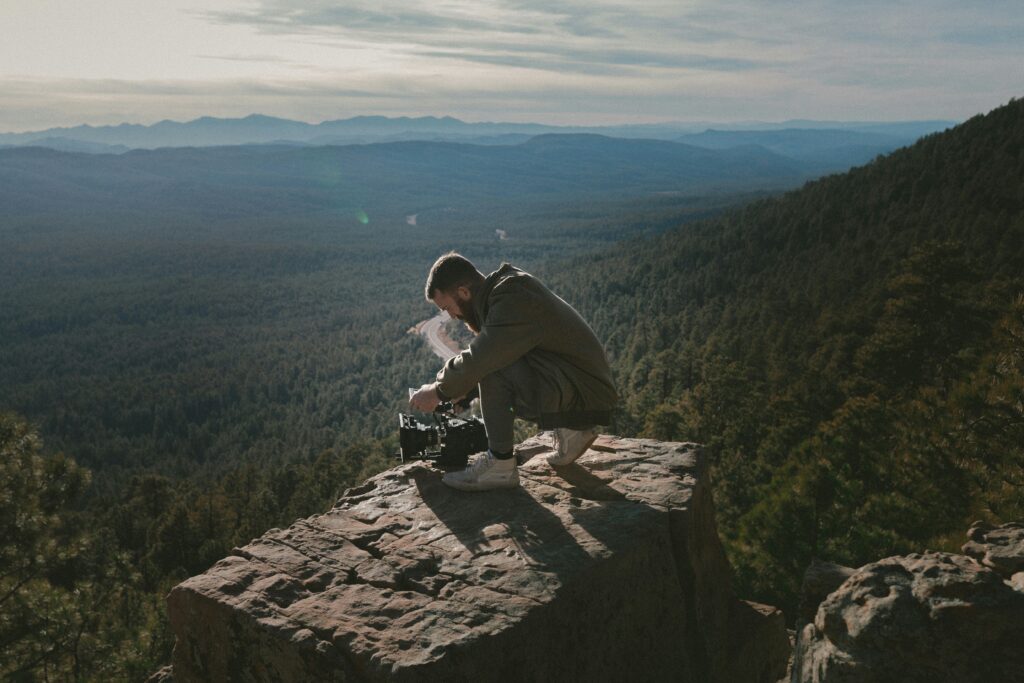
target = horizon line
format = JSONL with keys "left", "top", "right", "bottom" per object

{"left": 0, "top": 111, "right": 964, "bottom": 137}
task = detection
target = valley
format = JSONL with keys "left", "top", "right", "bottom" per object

{"left": 3, "top": 100, "right": 1021, "bottom": 678}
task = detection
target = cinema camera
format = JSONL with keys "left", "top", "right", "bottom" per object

{"left": 398, "top": 399, "right": 488, "bottom": 470}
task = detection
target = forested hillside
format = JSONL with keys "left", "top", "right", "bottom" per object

{"left": 546, "top": 97, "right": 1024, "bottom": 611}
{"left": 0, "top": 136, "right": 756, "bottom": 677}
{"left": 2, "top": 100, "right": 1018, "bottom": 678}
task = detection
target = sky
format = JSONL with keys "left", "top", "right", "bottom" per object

{"left": 1, "top": 0, "right": 1022, "bottom": 132}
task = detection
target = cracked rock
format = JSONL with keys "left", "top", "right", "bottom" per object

{"left": 165, "top": 434, "right": 789, "bottom": 682}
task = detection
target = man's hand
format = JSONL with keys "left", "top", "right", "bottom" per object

{"left": 409, "top": 383, "right": 442, "bottom": 413}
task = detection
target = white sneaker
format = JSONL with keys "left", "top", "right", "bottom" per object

{"left": 442, "top": 451, "right": 519, "bottom": 491}
{"left": 547, "top": 427, "right": 600, "bottom": 466}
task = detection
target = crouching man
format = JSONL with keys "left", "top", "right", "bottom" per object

{"left": 409, "top": 252, "right": 618, "bottom": 491}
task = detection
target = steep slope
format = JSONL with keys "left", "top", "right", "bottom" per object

{"left": 675, "top": 127, "right": 923, "bottom": 170}
{"left": 547, "top": 96, "right": 1024, "bottom": 613}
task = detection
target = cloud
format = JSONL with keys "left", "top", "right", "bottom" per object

{"left": 0, "top": 76, "right": 407, "bottom": 131}
{"left": 205, "top": 2, "right": 543, "bottom": 38}
{"left": 201, "top": 1, "right": 1023, "bottom": 88}
{"left": 196, "top": 53, "right": 295, "bottom": 65}
{"left": 3, "top": 1, "right": 1022, "bottom": 130}
{"left": 202, "top": 0, "right": 777, "bottom": 83}
{"left": 418, "top": 46, "right": 768, "bottom": 78}
{"left": 942, "top": 25, "right": 1024, "bottom": 47}
{"left": 202, "top": 2, "right": 689, "bottom": 77}
{"left": 0, "top": 67, "right": 763, "bottom": 132}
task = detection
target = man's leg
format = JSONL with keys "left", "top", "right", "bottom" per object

{"left": 479, "top": 357, "right": 598, "bottom": 466}
{"left": 476, "top": 357, "right": 541, "bottom": 456}
{"left": 441, "top": 359, "right": 539, "bottom": 492}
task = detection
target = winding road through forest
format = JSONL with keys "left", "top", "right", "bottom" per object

{"left": 413, "top": 312, "right": 460, "bottom": 361}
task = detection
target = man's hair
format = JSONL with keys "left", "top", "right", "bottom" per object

{"left": 425, "top": 252, "right": 484, "bottom": 300}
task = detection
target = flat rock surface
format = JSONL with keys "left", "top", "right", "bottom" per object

{"left": 167, "top": 434, "right": 788, "bottom": 682}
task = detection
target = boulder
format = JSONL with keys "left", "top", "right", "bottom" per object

{"left": 792, "top": 552, "right": 1024, "bottom": 683}
{"left": 165, "top": 434, "right": 789, "bottom": 682}
{"left": 962, "top": 521, "right": 1024, "bottom": 578}
{"left": 796, "top": 559, "right": 855, "bottom": 626}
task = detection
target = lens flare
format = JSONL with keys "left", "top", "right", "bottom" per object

{"left": 356, "top": 210, "right": 369, "bottom": 224}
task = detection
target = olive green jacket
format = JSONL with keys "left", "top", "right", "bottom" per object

{"left": 436, "top": 264, "right": 617, "bottom": 428}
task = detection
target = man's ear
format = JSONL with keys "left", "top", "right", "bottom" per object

{"left": 455, "top": 285, "right": 472, "bottom": 300}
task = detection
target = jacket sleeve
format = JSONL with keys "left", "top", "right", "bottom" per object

{"left": 435, "top": 282, "right": 545, "bottom": 398}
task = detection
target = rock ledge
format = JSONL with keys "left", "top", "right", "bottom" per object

{"left": 165, "top": 434, "right": 789, "bottom": 682}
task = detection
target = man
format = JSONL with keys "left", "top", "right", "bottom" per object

{"left": 409, "top": 252, "right": 617, "bottom": 491}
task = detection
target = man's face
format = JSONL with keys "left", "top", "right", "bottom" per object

{"left": 433, "top": 287, "right": 480, "bottom": 333}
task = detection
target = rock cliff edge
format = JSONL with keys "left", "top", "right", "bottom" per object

{"left": 163, "top": 434, "right": 790, "bottom": 682}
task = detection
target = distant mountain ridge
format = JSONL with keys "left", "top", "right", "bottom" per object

{"left": 0, "top": 133, "right": 816, "bottom": 219}
{"left": 0, "top": 113, "right": 954, "bottom": 156}
{"left": 675, "top": 128, "right": 916, "bottom": 169}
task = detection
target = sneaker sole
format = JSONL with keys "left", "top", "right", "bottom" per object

{"left": 546, "top": 433, "right": 599, "bottom": 467}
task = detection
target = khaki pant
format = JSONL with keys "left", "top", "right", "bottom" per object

{"left": 477, "top": 357, "right": 546, "bottom": 453}
{"left": 478, "top": 353, "right": 607, "bottom": 452}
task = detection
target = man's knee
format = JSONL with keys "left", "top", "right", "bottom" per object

{"left": 478, "top": 359, "right": 540, "bottom": 420}
{"left": 479, "top": 359, "right": 525, "bottom": 394}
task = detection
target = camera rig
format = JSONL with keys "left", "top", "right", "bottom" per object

{"left": 398, "top": 401, "right": 488, "bottom": 470}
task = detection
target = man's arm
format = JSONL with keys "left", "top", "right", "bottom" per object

{"left": 436, "top": 284, "right": 545, "bottom": 399}
{"left": 408, "top": 384, "right": 474, "bottom": 413}
{"left": 409, "top": 383, "right": 442, "bottom": 412}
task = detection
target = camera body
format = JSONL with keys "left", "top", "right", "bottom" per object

{"left": 398, "top": 407, "right": 488, "bottom": 470}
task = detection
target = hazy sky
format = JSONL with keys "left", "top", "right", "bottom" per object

{"left": 2, "top": 0, "right": 1022, "bottom": 131}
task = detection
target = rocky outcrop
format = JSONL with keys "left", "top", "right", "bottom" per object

{"left": 164, "top": 434, "right": 789, "bottom": 682}
{"left": 793, "top": 550, "right": 1024, "bottom": 683}
{"left": 962, "top": 521, "right": 1024, "bottom": 578}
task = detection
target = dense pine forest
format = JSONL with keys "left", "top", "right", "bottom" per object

{"left": 546, "top": 97, "right": 1024, "bottom": 610}
{"left": 2, "top": 98, "right": 1022, "bottom": 679}
{"left": 0, "top": 138, "right": 747, "bottom": 678}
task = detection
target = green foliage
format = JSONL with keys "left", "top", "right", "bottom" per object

{"left": 0, "top": 414, "right": 158, "bottom": 680}
{"left": 1, "top": 413, "right": 87, "bottom": 677}
{"left": 3, "top": 97, "right": 1023, "bottom": 671}
{"left": 853, "top": 241, "right": 993, "bottom": 390}
{"left": 0, "top": 412, "right": 396, "bottom": 680}
{"left": 2, "top": 128, "right": 750, "bottom": 678}
{"left": 947, "top": 295, "right": 1024, "bottom": 520}
{"left": 545, "top": 97, "right": 1024, "bottom": 615}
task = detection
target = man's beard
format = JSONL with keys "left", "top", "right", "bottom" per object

{"left": 455, "top": 292, "right": 481, "bottom": 333}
